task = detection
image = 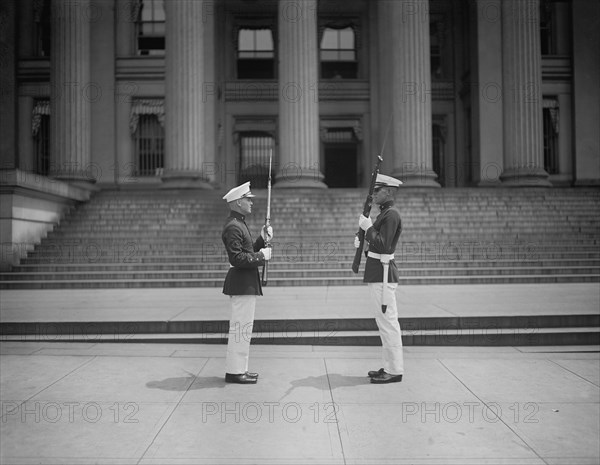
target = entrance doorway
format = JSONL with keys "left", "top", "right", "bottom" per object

{"left": 324, "top": 143, "right": 358, "bottom": 187}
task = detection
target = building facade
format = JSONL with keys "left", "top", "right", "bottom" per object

{"left": 1, "top": 0, "right": 599, "bottom": 265}
{"left": 2, "top": 0, "right": 599, "bottom": 189}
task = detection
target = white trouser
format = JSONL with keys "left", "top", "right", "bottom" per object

{"left": 368, "top": 283, "right": 404, "bottom": 375}
{"left": 225, "top": 295, "right": 256, "bottom": 374}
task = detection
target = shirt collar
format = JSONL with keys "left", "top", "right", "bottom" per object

{"left": 229, "top": 210, "right": 246, "bottom": 222}
{"left": 379, "top": 200, "right": 394, "bottom": 211}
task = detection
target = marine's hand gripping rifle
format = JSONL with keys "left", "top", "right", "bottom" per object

{"left": 351, "top": 156, "right": 383, "bottom": 274}
{"left": 261, "top": 149, "right": 273, "bottom": 286}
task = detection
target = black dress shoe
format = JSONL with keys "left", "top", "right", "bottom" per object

{"left": 225, "top": 373, "right": 257, "bottom": 384}
{"left": 370, "top": 372, "right": 403, "bottom": 384}
{"left": 245, "top": 371, "right": 259, "bottom": 379}
{"left": 368, "top": 368, "right": 385, "bottom": 378}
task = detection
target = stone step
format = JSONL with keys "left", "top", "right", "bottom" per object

{"left": 16, "top": 254, "right": 600, "bottom": 266}
{"left": 2, "top": 274, "right": 599, "bottom": 289}
{"left": 20, "top": 253, "right": 600, "bottom": 265}
{"left": 2, "top": 327, "right": 598, "bottom": 346}
{"left": 2, "top": 264, "right": 599, "bottom": 280}
{"left": 12, "top": 258, "right": 600, "bottom": 271}
{"left": 47, "top": 224, "right": 599, "bottom": 232}
{"left": 6, "top": 187, "right": 599, "bottom": 289}
{"left": 1, "top": 314, "right": 598, "bottom": 346}
{"left": 26, "top": 243, "right": 600, "bottom": 255}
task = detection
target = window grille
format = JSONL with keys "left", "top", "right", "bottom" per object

{"left": 32, "top": 100, "right": 50, "bottom": 176}
{"left": 136, "top": 0, "right": 165, "bottom": 56}
{"left": 432, "top": 120, "right": 446, "bottom": 187}
{"left": 238, "top": 132, "right": 275, "bottom": 188}
{"left": 543, "top": 99, "right": 559, "bottom": 175}
{"left": 132, "top": 113, "right": 164, "bottom": 177}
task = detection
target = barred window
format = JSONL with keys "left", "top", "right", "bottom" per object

{"left": 432, "top": 120, "right": 446, "bottom": 187}
{"left": 543, "top": 99, "right": 559, "bottom": 175}
{"left": 133, "top": 115, "right": 164, "bottom": 177}
{"left": 32, "top": 100, "right": 50, "bottom": 176}
{"left": 130, "top": 99, "right": 164, "bottom": 176}
{"left": 136, "top": 0, "right": 165, "bottom": 56}
{"left": 238, "top": 132, "right": 275, "bottom": 188}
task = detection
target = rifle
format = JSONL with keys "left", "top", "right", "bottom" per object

{"left": 351, "top": 156, "right": 383, "bottom": 274}
{"left": 261, "top": 148, "right": 273, "bottom": 286}
{"left": 352, "top": 114, "right": 393, "bottom": 274}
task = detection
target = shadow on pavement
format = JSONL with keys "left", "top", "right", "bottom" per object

{"left": 279, "top": 373, "right": 367, "bottom": 400}
{"left": 145, "top": 372, "right": 368, "bottom": 394}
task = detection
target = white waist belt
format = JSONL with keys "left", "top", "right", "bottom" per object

{"left": 367, "top": 252, "right": 394, "bottom": 261}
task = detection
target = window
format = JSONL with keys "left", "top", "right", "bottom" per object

{"left": 130, "top": 99, "right": 165, "bottom": 177}
{"left": 238, "top": 132, "right": 274, "bottom": 187}
{"left": 322, "top": 129, "right": 358, "bottom": 187}
{"left": 33, "top": 0, "right": 51, "bottom": 57}
{"left": 432, "top": 117, "right": 446, "bottom": 187}
{"left": 32, "top": 100, "right": 50, "bottom": 176}
{"left": 543, "top": 99, "right": 559, "bottom": 175}
{"left": 540, "top": 0, "right": 555, "bottom": 55}
{"left": 430, "top": 13, "right": 453, "bottom": 80}
{"left": 320, "top": 26, "right": 357, "bottom": 79}
{"left": 540, "top": 0, "right": 571, "bottom": 55}
{"left": 237, "top": 28, "right": 275, "bottom": 79}
{"left": 136, "top": 0, "right": 165, "bottom": 56}
{"left": 430, "top": 20, "right": 443, "bottom": 79}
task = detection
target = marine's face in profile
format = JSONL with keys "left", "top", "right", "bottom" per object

{"left": 373, "top": 186, "right": 392, "bottom": 205}
{"left": 237, "top": 196, "right": 253, "bottom": 215}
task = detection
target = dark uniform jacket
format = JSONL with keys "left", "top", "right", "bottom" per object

{"left": 222, "top": 211, "right": 266, "bottom": 296}
{"left": 363, "top": 200, "right": 402, "bottom": 283}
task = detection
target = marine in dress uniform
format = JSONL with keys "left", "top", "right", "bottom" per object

{"left": 221, "top": 182, "right": 273, "bottom": 384}
{"left": 357, "top": 174, "right": 405, "bottom": 384}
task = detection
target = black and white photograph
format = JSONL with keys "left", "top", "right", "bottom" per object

{"left": 1, "top": 0, "right": 599, "bottom": 463}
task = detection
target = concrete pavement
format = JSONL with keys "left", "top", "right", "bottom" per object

{"left": 2, "top": 283, "right": 598, "bottom": 345}
{"left": 1, "top": 284, "right": 599, "bottom": 323}
{"left": 1, "top": 342, "right": 599, "bottom": 465}
{"left": 1, "top": 283, "right": 599, "bottom": 463}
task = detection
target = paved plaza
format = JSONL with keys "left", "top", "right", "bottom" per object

{"left": 1, "top": 283, "right": 599, "bottom": 464}
{"left": 1, "top": 342, "right": 599, "bottom": 465}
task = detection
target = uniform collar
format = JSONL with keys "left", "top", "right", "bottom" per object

{"left": 379, "top": 200, "right": 394, "bottom": 211}
{"left": 229, "top": 210, "right": 246, "bottom": 222}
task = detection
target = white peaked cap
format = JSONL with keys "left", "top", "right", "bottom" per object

{"left": 375, "top": 174, "right": 403, "bottom": 188}
{"left": 222, "top": 181, "right": 256, "bottom": 202}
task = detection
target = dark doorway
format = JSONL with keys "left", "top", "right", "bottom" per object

{"left": 324, "top": 144, "right": 358, "bottom": 187}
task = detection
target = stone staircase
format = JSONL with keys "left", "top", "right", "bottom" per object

{"left": 1, "top": 187, "right": 599, "bottom": 289}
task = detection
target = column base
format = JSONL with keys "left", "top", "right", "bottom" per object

{"left": 500, "top": 167, "right": 552, "bottom": 187}
{"left": 51, "top": 172, "right": 97, "bottom": 184}
{"left": 274, "top": 168, "right": 327, "bottom": 188}
{"left": 393, "top": 169, "right": 441, "bottom": 188}
{"left": 477, "top": 179, "right": 503, "bottom": 187}
{"left": 161, "top": 171, "right": 213, "bottom": 189}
